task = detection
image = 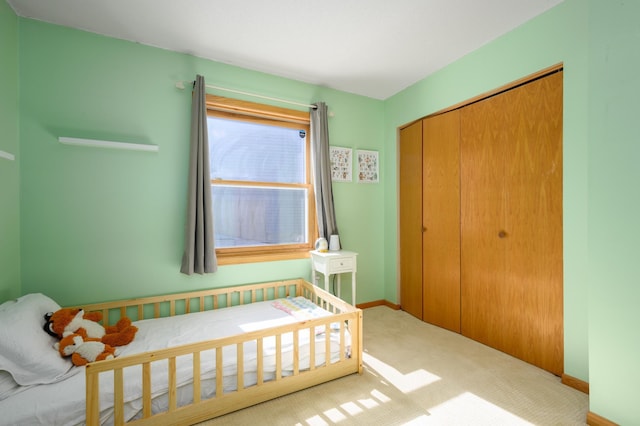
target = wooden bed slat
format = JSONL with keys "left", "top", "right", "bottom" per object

{"left": 257, "top": 338, "right": 264, "bottom": 386}
{"left": 168, "top": 358, "right": 177, "bottom": 411}
{"left": 295, "top": 331, "right": 301, "bottom": 375}
{"left": 114, "top": 368, "right": 124, "bottom": 425}
{"left": 216, "top": 347, "right": 223, "bottom": 396}
{"left": 86, "top": 367, "right": 99, "bottom": 425}
{"left": 275, "top": 334, "right": 282, "bottom": 380}
{"left": 192, "top": 352, "right": 201, "bottom": 403}
{"left": 142, "top": 362, "right": 151, "bottom": 418}
{"left": 340, "top": 321, "right": 346, "bottom": 361}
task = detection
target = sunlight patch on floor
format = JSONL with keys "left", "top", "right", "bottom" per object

{"left": 295, "top": 387, "right": 394, "bottom": 425}
{"left": 323, "top": 408, "right": 347, "bottom": 423}
{"left": 425, "top": 392, "right": 535, "bottom": 425}
{"left": 361, "top": 353, "right": 532, "bottom": 425}
{"left": 339, "top": 401, "right": 363, "bottom": 416}
{"left": 293, "top": 354, "right": 535, "bottom": 425}
{"left": 363, "top": 352, "right": 441, "bottom": 393}
{"left": 302, "top": 414, "right": 328, "bottom": 426}
{"left": 401, "top": 415, "right": 432, "bottom": 425}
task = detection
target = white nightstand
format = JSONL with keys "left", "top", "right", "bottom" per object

{"left": 310, "top": 250, "right": 358, "bottom": 305}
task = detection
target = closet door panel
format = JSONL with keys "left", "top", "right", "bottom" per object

{"left": 461, "top": 71, "right": 563, "bottom": 375}
{"left": 460, "top": 94, "right": 508, "bottom": 348}
{"left": 422, "top": 111, "right": 461, "bottom": 332}
{"left": 399, "top": 121, "right": 423, "bottom": 320}
{"left": 504, "top": 72, "right": 564, "bottom": 374}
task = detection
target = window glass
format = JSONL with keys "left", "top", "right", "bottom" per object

{"left": 209, "top": 117, "right": 305, "bottom": 183}
{"left": 212, "top": 185, "right": 308, "bottom": 248}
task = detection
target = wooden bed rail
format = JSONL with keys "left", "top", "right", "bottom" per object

{"left": 86, "top": 312, "right": 358, "bottom": 425}
{"left": 76, "top": 279, "right": 351, "bottom": 326}
{"left": 78, "top": 279, "right": 363, "bottom": 425}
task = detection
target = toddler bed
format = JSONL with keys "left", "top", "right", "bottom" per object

{"left": 0, "top": 278, "right": 362, "bottom": 425}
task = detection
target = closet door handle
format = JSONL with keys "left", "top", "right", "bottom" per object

{"left": 498, "top": 230, "right": 507, "bottom": 238}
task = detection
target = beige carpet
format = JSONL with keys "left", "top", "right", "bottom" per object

{"left": 201, "top": 306, "right": 589, "bottom": 426}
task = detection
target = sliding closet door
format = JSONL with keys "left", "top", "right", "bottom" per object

{"left": 422, "top": 111, "right": 461, "bottom": 332}
{"left": 460, "top": 91, "right": 508, "bottom": 352}
{"left": 399, "top": 120, "right": 423, "bottom": 320}
{"left": 460, "top": 71, "right": 563, "bottom": 375}
{"left": 505, "top": 71, "right": 563, "bottom": 375}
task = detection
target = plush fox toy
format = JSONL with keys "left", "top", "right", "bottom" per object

{"left": 55, "top": 333, "right": 116, "bottom": 366}
{"left": 43, "top": 307, "right": 137, "bottom": 347}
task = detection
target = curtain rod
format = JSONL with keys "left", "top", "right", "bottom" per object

{"left": 175, "top": 81, "right": 317, "bottom": 109}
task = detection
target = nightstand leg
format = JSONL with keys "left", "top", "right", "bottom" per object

{"left": 352, "top": 271, "right": 356, "bottom": 305}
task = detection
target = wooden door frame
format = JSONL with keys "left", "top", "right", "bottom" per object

{"left": 418, "top": 63, "right": 564, "bottom": 120}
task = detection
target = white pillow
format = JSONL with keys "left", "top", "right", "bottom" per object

{"left": 0, "top": 294, "right": 76, "bottom": 386}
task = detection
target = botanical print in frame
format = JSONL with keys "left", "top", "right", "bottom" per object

{"left": 330, "top": 146, "right": 352, "bottom": 182}
{"left": 357, "top": 149, "right": 379, "bottom": 183}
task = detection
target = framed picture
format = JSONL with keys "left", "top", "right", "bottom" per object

{"left": 357, "top": 150, "right": 379, "bottom": 183}
{"left": 329, "top": 146, "right": 352, "bottom": 182}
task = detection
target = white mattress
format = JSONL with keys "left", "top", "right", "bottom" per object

{"left": 0, "top": 297, "right": 350, "bottom": 425}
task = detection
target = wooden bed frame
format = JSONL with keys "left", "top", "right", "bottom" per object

{"left": 75, "top": 279, "right": 363, "bottom": 425}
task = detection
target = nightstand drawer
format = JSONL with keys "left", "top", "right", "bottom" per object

{"left": 328, "top": 257, "right": 354, "bottom": 272}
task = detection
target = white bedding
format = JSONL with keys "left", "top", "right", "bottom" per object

{"left": 0, "top": 297, "right": 350, "bottom": 425}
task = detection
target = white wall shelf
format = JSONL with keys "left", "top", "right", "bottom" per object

{"left": 0, "top": 150, "right": 15, "bottom": 161}
{"left": 58, "top": 137, "right": 158, "bottom": 152}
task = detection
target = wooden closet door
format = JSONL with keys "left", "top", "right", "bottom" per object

{"left": 423, "top": 111, "right": 461, "bottom": 332}
{"left": 399, "top": 120, "right": 423, "bottom": 320}
{"left": 461, "top": 72, "right": 563, "bottom": 375}
{"left": 460, "top": 93, "right": 508, "bottom": 349}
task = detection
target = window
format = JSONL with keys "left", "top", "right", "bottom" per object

{"left": 206, "top": 95, "right": 317, "bottom": 265}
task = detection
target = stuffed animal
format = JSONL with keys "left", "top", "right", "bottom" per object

{"left": 43, "top": 307, "right": 138, "bottom": 347}
{"left": 55, "top": 333, "right": 116, "bottom": 366}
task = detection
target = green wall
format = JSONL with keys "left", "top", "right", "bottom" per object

{"left": 0, "top": 1, "right": 20, "bottom": 301}
{"left": 17, "top": 18, "right": 385, "bottom": 306}
{"left": 588, "top": 1, "right": 640, "bottom": 423}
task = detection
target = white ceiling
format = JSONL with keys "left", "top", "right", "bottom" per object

{"left": 8, "top": 0, "right": 563, "bottom": 100}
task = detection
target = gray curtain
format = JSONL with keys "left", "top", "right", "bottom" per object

{"left": 180, "top": 75, "right": 217, "bottom": 274}
{"left": 310, "top": 102, "right": 339, "bottom": 242}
